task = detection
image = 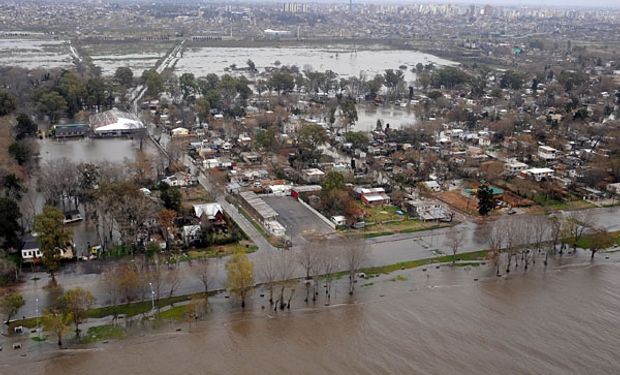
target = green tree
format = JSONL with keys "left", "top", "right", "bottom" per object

{"left": 59, "top": 287, "right": 95, "bottom": 336}
{"left": 37, "top": 91, "right": 68, "bottom": 124}
{"left": 34, "top": 206, "right": 72, "bottom": 283}
{"left": 322, "top": 171, "right": 345, "bottom": 193}
{"left": 159, "top": 182, "right": 181, "bottom": 211}
{"left": 246, "top": 59, "right": 256, "bottom": 72}
{"left": 500, "top": 70, "right": 525, "bottom": 90}
{"left": 8, "top": 141, "right": 33, "bottom": 165}
{"left": 477, "top": 185, "right": 495, "bottom": 216}
{"left": 42, "top": 309, "right": 72, "bottom": 347}
{"left": 431, "top": 67, "right": 470, "bottom": 89}
{"left": 15, "top": 114, "right": 37, "bottom": 140}
{"left": 142, "top": 69, "right": 164, "bottom": 97}
{"left": 0, "top": 197, "right": 22, "bottom": 249}
{"left": 114, "top": 67, "right": 134, "bottom": 87}
{"left": 1, "top": 291, "right": 25, "bottom": 324}
{"left": 268, "top": 70, "right": 295, "bottom": 94}
{"left": 179, "top": 73, "right": 196, "bottom": 99}
{"left": 339, "top": 97, "right": 358, "bottom": 130}
{"left": 344, "top": 131, "right": 368, "bottom": 149}
{"left": 0, "top": 90, "right": 16, "bottom": 116}
{"left": 587, "top": 228, "right": 615, "bottom": 260}
{"left": 193, "top": 97, "right": 211, "bottom": 124}
{"left": 298, "top": 124, "right": 327, "bottom": 150}
{"left": 226, "top": 250, "right": 254, "bottom": 308}
{"left": 384, "top": 69, "right": 405, "bottom": 99}
{"left": 255, "top": 128, "right": 276, "bottom": 151}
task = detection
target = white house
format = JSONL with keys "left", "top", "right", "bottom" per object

{"left": 504, "top": 160, "right": 528, "bottom": 176}
{"left": 538, "top": 145, "right": 559, "bottom": 161}
{"left": 522, "top": 167, "right": 554, "bottom": 182}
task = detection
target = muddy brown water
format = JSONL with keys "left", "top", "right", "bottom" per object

{"left": 5, "top": 257, "right": 620, "bottom": 375}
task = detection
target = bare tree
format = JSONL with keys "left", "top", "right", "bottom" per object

{"left": 165, "top": 259, "right": 181, "bottom": 298}
{"left": 101, "top": 263, "right": 122, "bottom": 321}
{"left": 318, "top": 245, "right": 341, "bottom": 304}
{"left": 444, "top": 226, "right": 466, "bottom": 266}
{"left": 486, "top": 220, "right": 504, "bottom": 276}
{"left": 258, "top": 251, "right": 278, "bottom": 305}
{"left": 193, "top": 255, "right": 211, "bottom": 306}
{"left": 275, "top": 250, "right": 296, "bottom": 310}
{"left": 564, "top": 210, "right": 593, "bottom": 253}
{"left": 297, "top": 244, "right": 320, "bottom": 302}
{"left": 342, "top": 237, "right": 368, "bottom": 296}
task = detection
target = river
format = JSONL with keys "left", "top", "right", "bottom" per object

{"left": 4, "top": 255, "right": 620, "bottom": 374}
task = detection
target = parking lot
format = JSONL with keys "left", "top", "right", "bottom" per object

{"left": 261, "top": 196, "right": 335, "bottom": 244}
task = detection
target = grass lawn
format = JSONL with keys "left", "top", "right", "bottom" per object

{"left": 533, "top": 195, "right": 594, "bottom": 211}
{"left": 87, "top": 295, "right": 190, "bottom": 319}
{"left": 156, "top": 305, "right": 188, "bottom": 321}
{"left": 187, "top": 241, "right": 257, "bottom": 259}
{"left": 348, "top": 220, "right": 449, "bottom": 239}
{"left": 363, "top": 205, "right": 403, "bottom": 223}
{"left": 361, "top": 250, "right": 488, "bottom": 275}
{"left": 82, "top": 325, "right": 125, "bottom": 344}
{"left": 574, "top": 231, "right": 620, "bottom": 250}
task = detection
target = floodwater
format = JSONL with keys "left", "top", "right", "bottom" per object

{"left": 355, "top": 103, "right": 417, "bottom": 131}
{"left": 0, "top": 38, "right": 72, "bottom": 69}
{"left": 38, "top": 137, "right": 156, "bottom": 164}
{"left": 6, "top": 256, "right": 620, "bottom": 375}
{"left": 90, "top": 53, "right": 164, "bottom": 76}
{"left": 175, "top": 46, "right": 455, "bottom": 82}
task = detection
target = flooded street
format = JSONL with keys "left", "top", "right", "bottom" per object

{"left": 6, "top": 257, "right": 620, "bottom": 375}
{"left": 355, "top": 103, "right": 417, "bottom": 131}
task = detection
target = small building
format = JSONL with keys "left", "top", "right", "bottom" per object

{"left": 538, "top": 145, "right": 559, "bottom": 161}
{"left": 171, "top": 127, "right": 190, "bottom": 137}
{"left": 504, "top": 160, "right": 528, "bottom": 176}
{"left": 193, "top": 203, "right": 226, "bottom": 225}
{"left": 607, "top": 182, "right": 620, "bottom": 195}
{"left": 404, "top": 200, "right": 452, "bottom": 222}
{"left": 90, "top": 108, "right": 145, "bottom": 137}
{"left": 423, "top": 181, "right": 441, "bottom": 192}
{"left": 360, "top": 188, "right": 391, "bottom": 206}
{"left": 52, "top": 123, "right": 89, "bottom": 138}
{"left": 291, "top": 185, "right": 322, "bottom": 200}
{"left": 21, "top": 234, "right": 74, "bottom": 263}
{"left": 521, "top": 168, "right": 554, "bottom": 182}
{"left": 301, "top": 168, "right": 325, "bottom": 183}
{"left": 331, "top": 215, "right": 347, "bottom": 227}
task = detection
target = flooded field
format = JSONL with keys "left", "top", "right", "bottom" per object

{"left": 80, "top": 42, "right": 174, "bottom": 76}
{"left": 175, "top": 46, "right": 455, "bottom": 82}
{"left": 0, "top": 38, "right": 72, "bottom": 69}
{"left": 5, "top": 255, "right": 620, "bottom": 375}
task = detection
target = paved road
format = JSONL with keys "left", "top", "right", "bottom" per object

{"left": 11, "top": 204, "right": 620, "bottom": 318}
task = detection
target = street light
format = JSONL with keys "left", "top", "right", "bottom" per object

{"left": 148, "top": 282, "right": 155, "bottom": 312}
{"left": 35, "top": 297, "right": 41, "bottom": 340}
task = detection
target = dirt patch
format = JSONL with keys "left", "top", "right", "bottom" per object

{"left": 436, "top": 191, "right": 480, "bottom": 216}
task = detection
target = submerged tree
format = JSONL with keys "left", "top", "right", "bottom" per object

{"left": 42, "top": 309, "right": 72, "bottom": 347}
{"left": 1, "top": 291, "right": 25, "bottom": 325}
{"left": 59, "top": 287, "right": 95, "bottom": 337}
{"left": 226, "top": 250, "right": 254, "bottom": 308}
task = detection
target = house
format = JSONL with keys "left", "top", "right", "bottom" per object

{"left": 301, "top": 168, "right": 325, "bottom": 183}
{"left": 607, "top": 182, "right": 620, "bottom": 195}
{"left": 404, "top": 200, "right": 452, "bottom": 222}
{"left": 521, "top": 167, "right": 554, "bottom": 182}
{"left": 171, "top": 127, "right": 190, "bottom": 137}
{"left": 62, "top": 209, "right": 83, "bottom": 224}
{"left": 291, "top": 185, "right": 322, "bottom": 200}
{"left": 90, "top": 109, "right": 145, "bottom": 137}
{"left": 21, "top": 234, "right": 74, "bottom": 263}
{"left": 162, "top": 172, "right": 196, "bottom": 187}
{"left": 504, "top": 160, "right": 528, "bottom": 176}
{"left": 360, "top": 188, "right": 391, "bottom": 206}
{"left": 52, "top": 123, "right": 89, "bottom": 138}
{"left": 193, "top": 203, "right": 225, "bottom": 224}
{"left": 538, "top": 145, "right": 559, "bottom": 162}
{"left": 182, "top": 225, "right": 202, "bottom": 246}
{"left": 423, "top": 181, "right": 441, "bottom": 192}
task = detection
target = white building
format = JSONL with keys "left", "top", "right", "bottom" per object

{"left": 522, "top": 167, "right": 554, "bottom": 182}
{"left": 504, "top": 160, "right": 528, "bottom": 176}
{"left": 90, "top": 108, "right": 145, "bottom": 137}
{"left": 538, "top": 145, "right": 559, "bottom": 161}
